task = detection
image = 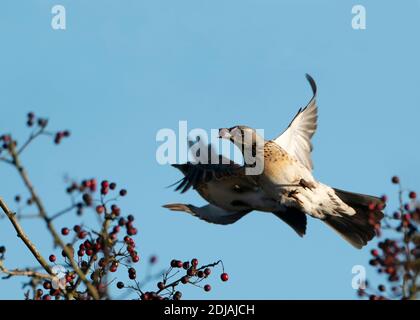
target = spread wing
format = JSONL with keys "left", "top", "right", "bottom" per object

{"left": 273, "top": 74, "right": 318, "bottom": 171}
{"left": 170, "top": 161, "right": 247, "bottom": 194}
{"left": 170, "top": 137, "right": 249, "bottom": 193}
{"left": 163, "top": 203, "right": 251, "bottom": 225}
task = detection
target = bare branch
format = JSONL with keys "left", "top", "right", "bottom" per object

{"left": 0, "top": 260, "right": 52, "bottom": 280}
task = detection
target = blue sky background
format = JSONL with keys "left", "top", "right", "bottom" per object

{"left": 0, "top": 0, "right": 419, "bottom": 299}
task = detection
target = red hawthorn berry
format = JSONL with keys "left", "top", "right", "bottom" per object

{"left": 77, "top": 249, "right": 85, "bottom": 257}
{"left": 132, "top": 255, "right": 140, "bottom": 263}
{"left": 86, "top": 249, "right": 93, "bottom": 256}
{"left": 191, "top": 258, "right": 198, "bottom": 267}
{"left": 393, "top": 212, "right": 401, "bottom": 219}
{"left": 381, "top": 195, "right": 388, "bottom": 203}
{"left": 204, "top": 284, "right": 211, "bottom": 292}
{"left": 127, "top": 214, "right": 134, "bottom": 222}
{"left": 78, "top": 231, "right": 87, "bottom": 239}
{"left": 221, "top": 273, "right": 229, "bottom": 282}
{"left": 128, "top": 267, "right": 136, "bottom": 275}
{"left": 82, "top": 193, "right": 93, "bottom": 206}
{"left": 181, "top": 276, "right": 189, "bottom": 284}
{"left": 174, "top": 291, "right": 182, "bottom": 300}
{"left": 117, "top": 282, "right": 124, "bottom": 289}
{"left": 176, "top": 260, "right": 183, "bottom": 268}
{"left": 96, "top": 205, "right": 104, "bottom": 214}
{"left": 371, "top": 249, "right": 379, "bottom": 257}
{"left": 110, "top": 264, "right": 118, "bottom": 272}
{"left": 204, "top": 268, "right": 211, "bottom": 276}
{"left": 43, "top": 281, "right": 52, "bottom": 290}
{"left": 183, "top": 261, "right": 190, "bottom": 270}
{"left": 385, "top": 266, "right": 395, "bottom": 274}
{"left": 197, "top": 271, "right": 204, "bottom": 278}
{"left": 378, "top": 285, "right": 386, "bottom": 292}
{"left": 130, "top": 251, "right": 138, "bottom": 259}
{"left": 101, "top": 180, "right": 109, "bottom": 189}
{"left": 101, "top": 187, "right": 109, "bottom": 195}
{"left": 119, "top": 189, "right": 127, "bottom": 196}
{"left": 157, "top": 282, "right": 165, "bottom": 290}
{"left": 73, "top": 225, "right": 82, "bottom": 233}
{"left": 391, "top": 176, "right": 400, "bottom": 184}
{"left": 111, "top": 205, "right": 121, "bottom": 216}
{"left": 409, "top": 191, "right": 417, "bottom": 199}
{"left": 141, "top": 292, "right": 151, "bottom": 300}
{"left": 129, "top": 272, "right": 136, "bottom": 280}
{"left": 187, "top": 268, "right": 195, "bottom": 277}
{"left": 89, "top": 181, "right": 97, "bottom": 192}
{"left": 42, "top": 295, "right": 51, "bottom": 300}
{"left": 84, "top": 240, "right": 92, "bottom": 249}
{"left": 61, "top": 227, "right": 70, "bottom": 236}
{"left": 127, "top": 228, "right": 137, "bottom": 236}
{"left": 170, "top": 259, "right": 178, "bottom": 268}
{"left": 49, "top": 255, "right": 56, "bottom": 263}
{"left": 110, "top": 182, "right": 117, "bottom": 190}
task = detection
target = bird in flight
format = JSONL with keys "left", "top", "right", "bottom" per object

{"left": 164, "top": 74, "right": 384, "bottom": 249}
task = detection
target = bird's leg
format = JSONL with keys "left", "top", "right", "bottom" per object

{"left": 299, "top": 178, "right": 316, "bottom": 190}
{"left": 287, "top": 189, "right": 303, "bottom": 206}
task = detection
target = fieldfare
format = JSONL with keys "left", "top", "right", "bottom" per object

{"left": 164, "top": 74, "right": 384, "bottom": 249}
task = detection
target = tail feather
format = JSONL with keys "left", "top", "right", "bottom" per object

{"left": 324, "top": 189, "right": 385, "bottom": 249}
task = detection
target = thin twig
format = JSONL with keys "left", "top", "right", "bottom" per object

{"left": 0, "top": 197, "right": 53, "bottom": 276}
{"left": 0, "top": 260, "right": 52, "bottom": 280}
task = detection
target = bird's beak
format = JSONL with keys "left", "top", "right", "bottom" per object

{"left": 218, "top": 128, "right": 232, "bottom": 140}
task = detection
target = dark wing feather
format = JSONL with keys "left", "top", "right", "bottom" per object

{"left": 171, "top": 157, "right": 245, "bottom": 194}
{"left": 272, "top": 208, "right": 307, "bottom": 237}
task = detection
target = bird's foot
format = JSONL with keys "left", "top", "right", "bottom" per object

{"left": 287, "top": 189, "right": 303, "bottom": 206}
{"left": 299, "top": 179, "right": 316, "bottom": 190}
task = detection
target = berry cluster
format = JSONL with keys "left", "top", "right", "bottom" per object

{"left": 0, "top": 112, "right": 70, "bottom": 158}
{"left": 0, "top": 113, "right": 229, "bottom": 300}
{"left": 0, "top": 134, "right": 13, "bottom": 154}
{"left": 117, "top": 257, "right": 229, "bottom": 300}
{"left": 358, "top": 176, "right": 419, "bottom": 300}
{"left": 36, "top": 179, "right": 142, "bottom": 299}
